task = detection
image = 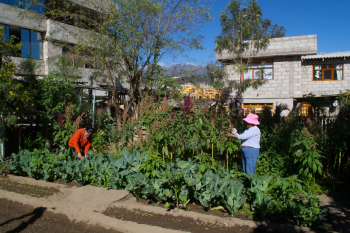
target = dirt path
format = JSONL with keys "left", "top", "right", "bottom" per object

{"left": 1, "top": 175, "right": 346, "bottom": 233}
{"left": 0, "top": 175, "right": 180, "bottom": 233}
{"left": 0, "top": 198, "right": 122, "bottom": 233}
{"left": 317, "top": 194, "right": 350, "bottom": 233}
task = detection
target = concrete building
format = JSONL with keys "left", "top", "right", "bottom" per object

{"left": 216, "top": 35, "right": 350, "bottom": 116}
{"left": 0, "top": 0, "right": 127, "bottom": 160}
{"left": 0, "top": 0, "right": 119, "bottom": 97}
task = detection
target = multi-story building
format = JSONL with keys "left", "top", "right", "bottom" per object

{"left": 0, "top": 0, "right": 115, "bottom": 95}
{"left": 216, "top": 35, "right": 350, "bottom": 116}
{"left": 0, "top": 0, "right": 122, "bottom": 160}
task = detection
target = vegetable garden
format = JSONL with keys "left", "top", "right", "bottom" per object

{"left": 1, "top": 0, "right": 350, "bottom": 229}
{"left": 4, "top": 90, "right": 350, "bottom": 229}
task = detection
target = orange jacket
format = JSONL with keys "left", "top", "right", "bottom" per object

{"left": 68, "top": 128, "right": 92, "bottom": 154}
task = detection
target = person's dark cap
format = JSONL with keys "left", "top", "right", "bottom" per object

{"left": 85, "top": 126, "right": 94, "bottom": 134}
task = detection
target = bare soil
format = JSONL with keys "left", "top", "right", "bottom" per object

{"left": 136, "top": 199, "right": 290, "bottom": 224}
{"left": 137, "top": 198, "right": 250, "bottom": 219}
{"left": 0, "top": 178, "right": 59, "bottom": 198}
{"left": 104, "top": 207, "right": 283, "bottom": 233}
{"left": 0, "top": 198, "right": 121, "bottom": 233}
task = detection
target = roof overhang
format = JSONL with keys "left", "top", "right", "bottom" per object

{"left": 302, "top": 51, "right": 350, "bottom": 60}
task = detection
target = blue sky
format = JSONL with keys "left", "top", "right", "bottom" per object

{"left": 161, "top": 0, "right": 350, "bottom": 66}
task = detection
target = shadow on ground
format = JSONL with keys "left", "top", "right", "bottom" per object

{"left": 319, "top": 194, "right": 350, "bottom": 233}
{"left": 0, "top": 207, "right": 47, "bottom": 233}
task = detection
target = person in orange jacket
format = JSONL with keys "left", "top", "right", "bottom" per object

{"left": 68, "top": 126, "right": 93, "bottom": 160}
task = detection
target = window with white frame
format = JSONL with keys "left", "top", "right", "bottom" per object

{"left": 243, "top": 62, "right": 273, "bottom": 80}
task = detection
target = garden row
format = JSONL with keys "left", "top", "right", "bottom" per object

{"left": 10, "top": 148, "right": 328, "bottom": 227}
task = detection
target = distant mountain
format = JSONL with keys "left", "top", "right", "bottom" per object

{"left": 161, "top": 63, "right": 208, "bottom": 76}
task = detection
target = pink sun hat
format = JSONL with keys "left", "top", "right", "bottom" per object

{"left": 243, "top": 113, "right": 260, "bottom": 125}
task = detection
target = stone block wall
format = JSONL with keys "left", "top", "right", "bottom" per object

{"left": 300, "top": 59, "right": 350, "bottom": 97}
{"left": 226, "top": 56, "right": 301, "bottom": 103}
{"left": 221, "top": 35, "right": 350, "bottom": 109}
{"left": 226, "top": 56, "right": 350, "bottom": 103}
{"left": 217, "top": 35, "right": 317, "bottom": 61}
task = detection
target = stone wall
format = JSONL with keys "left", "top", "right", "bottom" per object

{"left": 217, "top": 35, "right": 317, "bottom": 61}
{"left": 300, "top": 59, "right": 350, "bottom": 97}
{"left": 226, "top": 56, "right": 350, "bottom": 107}
{"left": 225, "top": 56, "right": 301, "bottom": 108}
{"left": 221, "top": 35, "right": 350, "bottom": 109}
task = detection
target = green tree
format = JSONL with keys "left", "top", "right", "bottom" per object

{"left": 0, "top": 26, "right": 25, "bottom": 148}
{"left": 23, "top": 0, "right": 213, "bottom": 127}
{"left": 215, "top": 0, "right": 286, "bottom": 107}
{"left": 38, "top": 71, "right": 76, "bottom": 119}
{"left": 0, "top": 26, "right": 22, "bottom": 69}
{"left": 206, "top": 62, "right": 227, "bottom": 90}
{"left": 16, "top": 57, "right": 76, "bottom": 122}
{"left": 0, "top": 26, "right": 24, "bottom": 122}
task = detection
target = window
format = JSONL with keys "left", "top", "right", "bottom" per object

{"left": 30, "top": 30, "right": 43, "bottom": 59}
{"left": 299, "top": 103, "right": 311, "bottom": 116}
{"left": 313, "top": 64, "right": 343, "bottom": 81}
{"left": 2, "top": 24, "right": 43, "bottom": 59}
{"left": 243, "top": 103, "right": 273, "bottom": 114}
{"left": 0, "top": 0, "right": 9, "bottom": 5}
{"left": 244, "top": 62, "right": 273, "bottom": 80}
{"left": 0, "top": 0, "right": 44, "bottom": 13}
{"left": 21, "top": 29, "right": 31, "bottom": 58}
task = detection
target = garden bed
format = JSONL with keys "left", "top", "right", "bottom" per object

{"left": 103, "top": 206, "right": 279, "bottom": 233}
{"left": 0, "top": 198, "right": 121, "bottom": 233}
{"left": 136, "top": 199, "right": 295, "bottom": 224}
{"left": 137, "top": 198, "right": 251, "bottom": 219}
{"left": 136, "top": 199, "right": 337, "bottom": 232}
{"left": 0, "top": 177, "right": 59, "bottom": 198}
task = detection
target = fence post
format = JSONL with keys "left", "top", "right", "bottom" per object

{"left": 0, "top": 128, "right": 4, "bottom": 162}
{"left": 92, "top": 89, "right": 96, "bottom": 129}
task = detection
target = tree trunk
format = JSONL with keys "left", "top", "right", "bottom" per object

{"left": 107, "top": 91, "right": 112, "bottom": 113}
{"left": 111, "top": 89, "right": 122, "bottom": 129}
{"left": 128, "top": 75, "right": 141, "bottom": 120}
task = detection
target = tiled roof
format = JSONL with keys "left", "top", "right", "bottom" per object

{"left": 302, "top": 51, "right": 350, "bottom": 59}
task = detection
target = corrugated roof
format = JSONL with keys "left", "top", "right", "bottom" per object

{"left": 302, "top": 51, "right": 350, "bottom": 59}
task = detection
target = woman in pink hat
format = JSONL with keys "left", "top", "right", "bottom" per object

{"left": 226, "top": 113, "right": 261, "bottom": 175}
